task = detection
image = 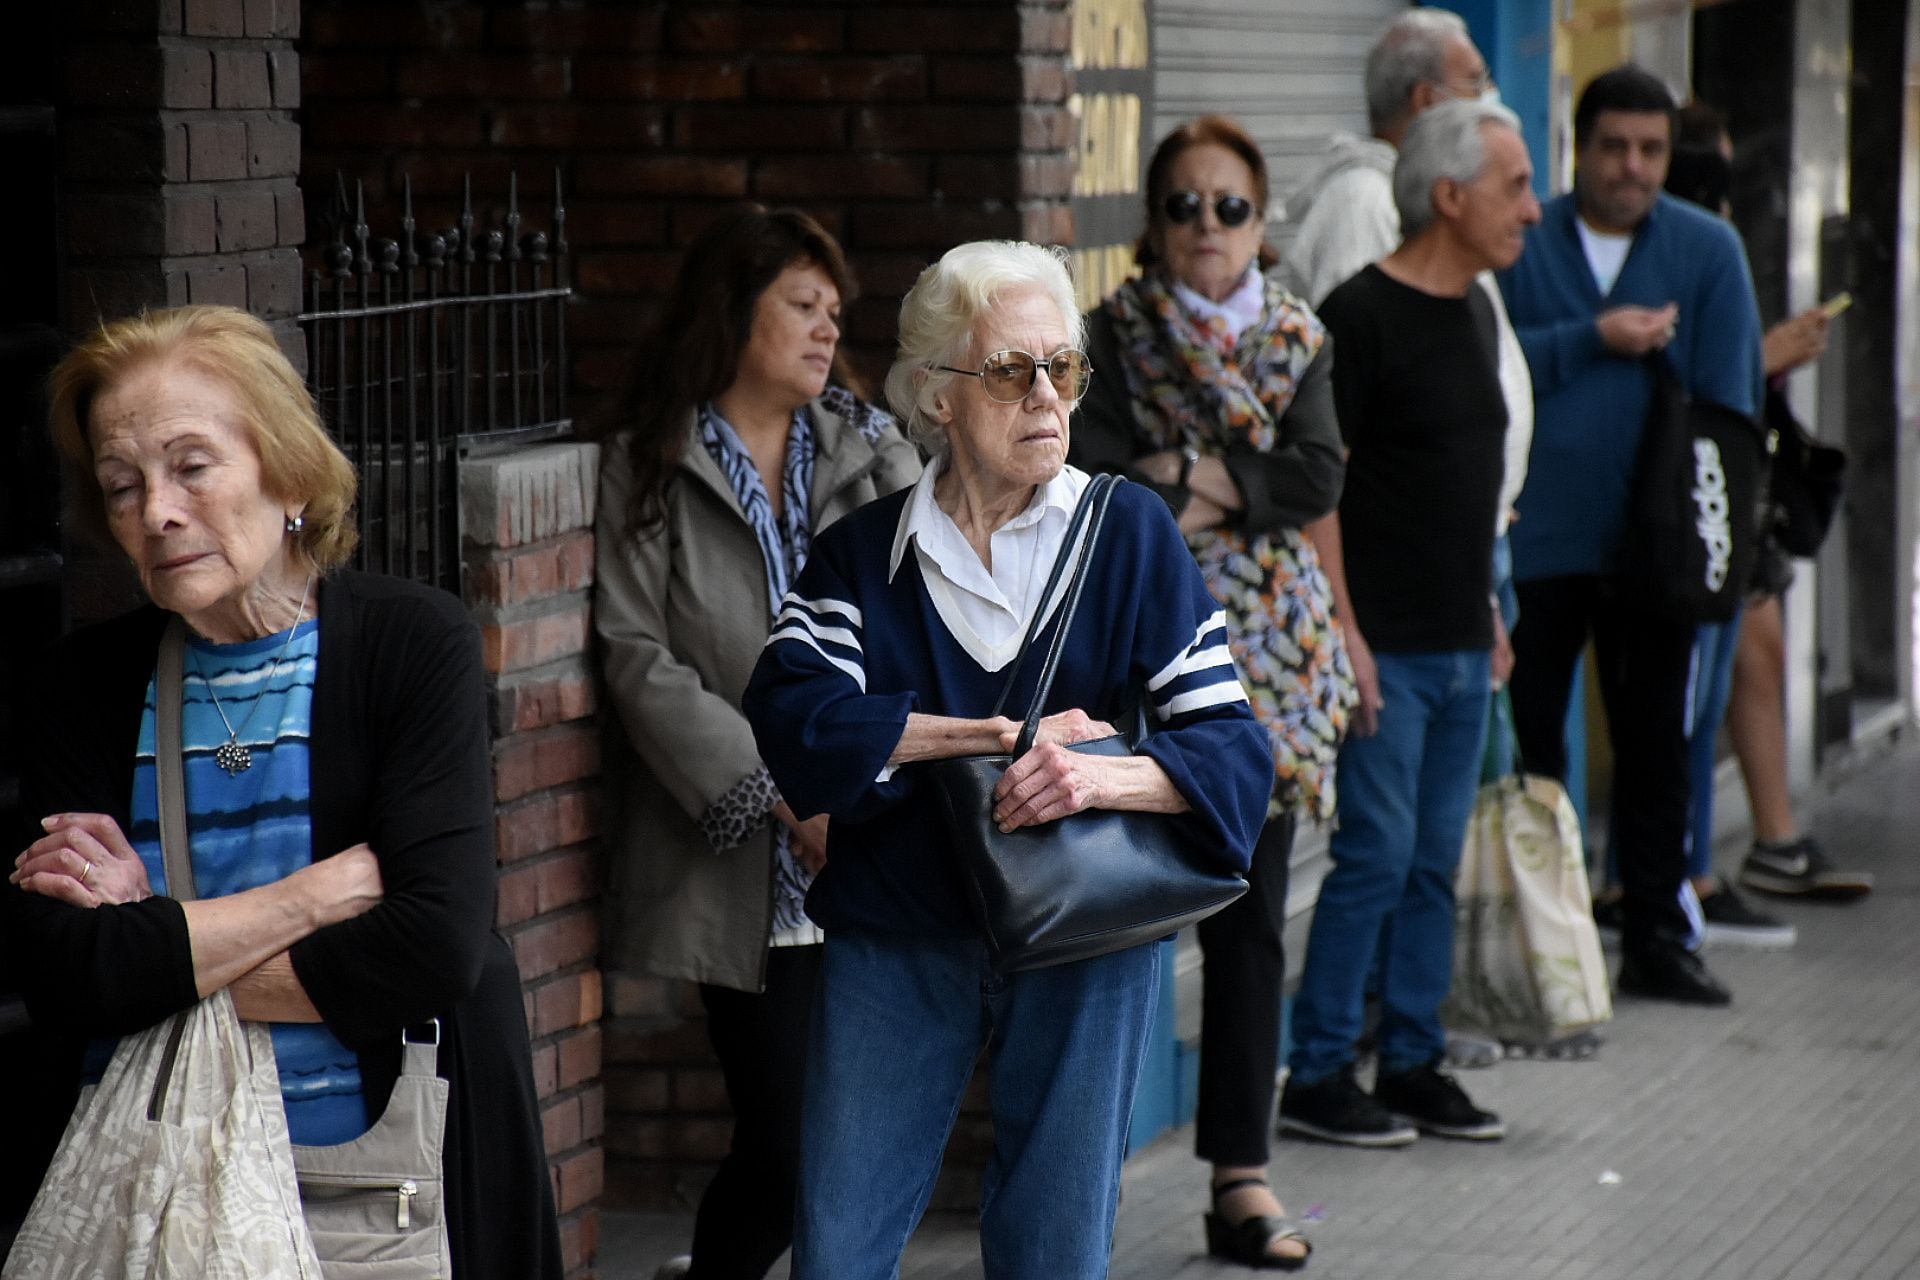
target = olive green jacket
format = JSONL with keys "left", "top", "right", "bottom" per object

{"left": 593, "top": 399, "right": 922, "bottom": 991}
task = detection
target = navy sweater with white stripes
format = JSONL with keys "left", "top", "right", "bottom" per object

{"left": 742, "top": 480, "right": 1274, "bottom": 939}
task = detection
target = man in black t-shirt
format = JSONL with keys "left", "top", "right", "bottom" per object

{"left": 1280, "top": 99, "right": 1541, "bottom": 1150}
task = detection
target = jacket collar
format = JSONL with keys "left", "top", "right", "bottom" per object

{"left": 674, "top": 395, "right": 882, "bottom": 522}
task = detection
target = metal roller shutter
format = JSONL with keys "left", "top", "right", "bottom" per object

{"left": 1152, "top": 0, "right": 1410, "bottom": 252}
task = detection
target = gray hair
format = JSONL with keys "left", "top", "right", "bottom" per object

{"left": 1394, "top": 98, "right": 1522, "bottom": 239}
{"left": 1365, "top": 8, "right": 1471, "bottom": 133}
{"left": 883, "top": 240, "right": 1086, "bottom": 454}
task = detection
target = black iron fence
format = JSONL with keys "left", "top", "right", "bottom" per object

{"left": 300, "top": 173, "right": 571, "bottom": 591}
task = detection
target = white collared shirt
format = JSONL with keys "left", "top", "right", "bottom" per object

{"left": 887, "top": 460, "right": 1092, "bottom": 672}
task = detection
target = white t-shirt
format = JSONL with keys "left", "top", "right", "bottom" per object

{"left": 1576, "top": 217, "right": 1634, "bottom": 296}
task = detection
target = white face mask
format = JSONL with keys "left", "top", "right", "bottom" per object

{"left": 1476, "top": 86, "right": 1503, "bottom": 107}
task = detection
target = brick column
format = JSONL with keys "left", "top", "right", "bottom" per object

{"left": 460, "top": 442, "right": 606, "bottom": 1279}
{"left": 61, "top": 0, "right": 305, "bottom": 350}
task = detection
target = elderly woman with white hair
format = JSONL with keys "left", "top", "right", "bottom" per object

{"left": 743, "top": 241, "right": 1272, "bottom": 1279}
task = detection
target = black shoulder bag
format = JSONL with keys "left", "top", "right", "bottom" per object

{"left": 924, "top": 473, "right": 1249, "bottom": 974}
{"left": 1763, "top": 384, "right": 1846, "bottom": 558}
{"left": 1621, "top": 356, "right": 1774, "bottom": 622}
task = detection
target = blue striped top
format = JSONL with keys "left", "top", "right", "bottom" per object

{"left": 128, "top": 618, "right": 369, "bottom": 1146}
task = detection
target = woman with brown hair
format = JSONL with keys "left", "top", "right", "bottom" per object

{"left": 589, "top": 205, "right": 921, "bottom": 1280}
{"left": 1071, "top": 115, "right": 1351, "bottom": 1270}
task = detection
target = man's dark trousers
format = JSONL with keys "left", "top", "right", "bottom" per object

{"left": 1508, "top": 573, "right": 1695, "bottom": 949}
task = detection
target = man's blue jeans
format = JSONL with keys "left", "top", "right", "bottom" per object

{"left": 1687, "top": 610, "right": 1745, "bottom": 879}
{"left": 1289, "top": 649, "right": 1492, "bottom": 1085}
{"left": 792, "top": 932, "right": 1160, "bottom": 1280}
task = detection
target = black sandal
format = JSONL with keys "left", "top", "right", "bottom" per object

{"left": 1204, "top": 1177, "right": 1313, "bottom": 1271}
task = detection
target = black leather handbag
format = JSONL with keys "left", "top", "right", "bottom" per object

{"left": 1621, "top": 357, "right": 1774, "bottom": 623}
{"left": 924, "top": 473, "right": 1249, "bottom": 974}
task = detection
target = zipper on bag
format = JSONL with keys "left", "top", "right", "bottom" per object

{"left": 298, "top": 1173, "right": 427, "bottom": 1230}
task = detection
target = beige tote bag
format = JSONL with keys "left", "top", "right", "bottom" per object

{"left": 1444, "top": 766, "right": 1614, "bottom": 1045}
{"left": 2, "top": 991, "right": 325, "bottom": 1280}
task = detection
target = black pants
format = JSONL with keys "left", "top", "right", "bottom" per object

{"left": 1194, "top": 813, "right": 1297, "bottom": 1168}
{"left": 689, "top": 943, "right": 823, "bottom": 1280}
{"left": 1508, "top": 574, "right": 1693, "bottom": 950}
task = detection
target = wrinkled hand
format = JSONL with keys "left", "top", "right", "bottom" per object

{"left": 776, "top": 803, "right": 830, "bottom": 875}
{"left": 1345, "top": 624, "right": 1384, "bottom": 738}
{"left": 998, "top": 709, "right": 1118, "bottom": 754}
{"left": 1763, "top": 307, "right": 1830, "bottom": 377}
{"left": 1491, "top": 608, "right": 1515, "bottom": 691}
{"left": 11, "top": 813, "right": 153, "bottom": 908}
{"left": 993, "top": 742, "right": 1115, "bottom": 831}
{"left": 1596, "top": 303, "right": 1680, "bottom": 356}
{"left": 296, "top": 844, "right": 384, "bottom": 929}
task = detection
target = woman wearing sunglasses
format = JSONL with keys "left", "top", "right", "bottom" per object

{"left": 1072, "top": 115, "right": 1352, "bottom": 1272}
{"left": 589, "top": 206, "right": 922, "bottom": 1280}
{"left": 743, "top": 240, "right": 1272, "bottom": 1279}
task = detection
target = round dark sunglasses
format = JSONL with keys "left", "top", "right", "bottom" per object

{"left": 937, "top": 348, "right": 1094, "bottom": 403}
{"left": 1162, "top": 191, "right": 1256, "bottom": 228}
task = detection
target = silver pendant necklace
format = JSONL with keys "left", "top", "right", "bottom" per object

{"left": 197, "top": 574, "right": 317, "bottom": 777}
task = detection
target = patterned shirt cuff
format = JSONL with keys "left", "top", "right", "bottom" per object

{"left": 699, "top": 766, "right": 781, "bottom": 852}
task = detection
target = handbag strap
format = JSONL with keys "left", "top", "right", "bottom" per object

{"left": 986, "top": 472, "right": 1115, "bottom": 722}
{"left": 155, "top": 617, "right": 197, "bottom": 903}
{"left": 982, "top": 473, "right": 1122, "bottom": 757}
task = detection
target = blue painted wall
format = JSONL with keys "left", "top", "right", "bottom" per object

{"left": 1446, "top": 0, "right": 1556, "bottom": 195}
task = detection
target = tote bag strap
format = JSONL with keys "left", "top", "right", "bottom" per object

{"left": 155, "top": 616, "right": 197, "bottom": 903}
{"left": 1010, "top": 475, "right": 1120, "bottom": 756}
{"left": 982, "top": 474, "right": 1122, "bottom": 754}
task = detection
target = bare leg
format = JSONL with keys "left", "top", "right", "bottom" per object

{"left": 1726, "top": 594, "right": 1798, "bottom": 843}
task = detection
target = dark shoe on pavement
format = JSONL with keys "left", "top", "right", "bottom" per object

{"left": 1618, "top": 942, "right": 1732, "bottom": 1006}
{"left": 1278, "top": 1066, "right": 1417, "bottom": 1148}
{"left": 1203, "top": 1177, "right": 1312, "bottom": 1271}
{"left": 1699, "top": 883, "right": 1796, "bottom": 948}
{"left": 1739, "top": 836, "right": 1874, "bottom": 900}
{"left": 1373, "top": 1062, "right": 1506, "bottom": 1140}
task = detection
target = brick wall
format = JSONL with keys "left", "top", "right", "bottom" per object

{"left": 62, "top": 0, "right": 305, "bottom": 354}
{"left": 300, "top": 0, "right": 1076, "bottom": 409}
{"left": 460, "top": 443, "right": 606, "bottom": 1277}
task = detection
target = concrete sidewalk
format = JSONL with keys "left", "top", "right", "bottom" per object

{"left": 601, "top": 738, "right": 1920, "bottom": 1280}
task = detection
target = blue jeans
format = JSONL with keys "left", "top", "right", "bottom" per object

{"left": 792, "top": 933, "right": 1161, "bottom": 1280}
{"left": 1289, "top": 649, "right": 1492, "bottom": 1084}
{"left": 1485, "top": 534, "right": 1521, "bottom": 780}
{"left": 1686, "top": 610, "right": 1744, "bottom": 880}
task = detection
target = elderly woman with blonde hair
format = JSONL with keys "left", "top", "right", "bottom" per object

{"left": 743, "top": 242, "right": 1273, "bottom": 1280}
{"left": 1, "top": 304, "right": 560, "bottom": 1279}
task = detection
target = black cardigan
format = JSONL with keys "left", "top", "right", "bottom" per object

{"left": 0, "top": 571, "right": 561, "bottom": 1280}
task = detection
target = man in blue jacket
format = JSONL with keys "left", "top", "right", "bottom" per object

{"left": 1498, "top": 65, "right": 1763, "bottom": 1006}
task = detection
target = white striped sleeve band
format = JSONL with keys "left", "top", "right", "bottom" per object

{"left": 767, "top": 594, "right": 867, "bottom": 692}
{"left": 1147, "top": 610, "right": 1246, "bottom": 720}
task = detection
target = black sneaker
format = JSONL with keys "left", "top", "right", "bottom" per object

{"left": 1373, "top": 1062, "right": 1506, "bottom": 1140}
{"left": 1699, "top": 883, "right": 1796, "bottom": 949}
{"left": 1278, "top": 1066, "right": 1417, "bottom": 1148}
{"left": 1617, "top": 941, "right": 1732, "bottom": 1006}
{"left": 1739, "top": 836, "right": 1874, "bottom": 900}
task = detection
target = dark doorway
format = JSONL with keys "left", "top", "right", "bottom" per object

{"left": 0, "top": 3, "right": 68, "bottom": 1248}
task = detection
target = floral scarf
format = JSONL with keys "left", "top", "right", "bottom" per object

{"left": 1105, "top": 271, "right": 1357, "bottom": 822}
